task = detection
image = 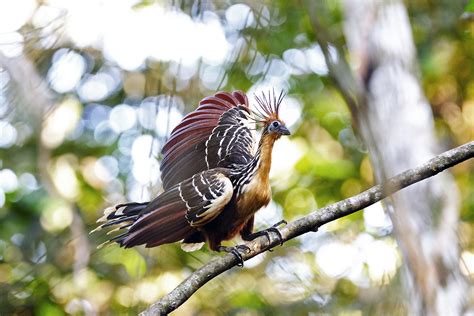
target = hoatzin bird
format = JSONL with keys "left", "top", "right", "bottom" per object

{"left": 93, "top": 90, "right": 290, "bottom": 264}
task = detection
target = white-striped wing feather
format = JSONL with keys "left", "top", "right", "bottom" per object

{"left": 178, "top": 169, "right": 233, "bottom": 227}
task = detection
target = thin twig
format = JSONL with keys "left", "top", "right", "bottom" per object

{"left": 305, "top": 0, "right": 363, "bottom": 117}
{"left": 140, "top": 141, "right": 474, "bottom": 315}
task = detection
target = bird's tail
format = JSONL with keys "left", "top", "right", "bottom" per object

{"left": 91, "top": 202, "right": 148, "bottom": 248}
{"left": 91, "top": 196, "right": 194, "bottom": 249}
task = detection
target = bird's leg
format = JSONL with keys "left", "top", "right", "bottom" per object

{"left": 217, "top": 245, "right": 251, "bottom": 267}
{"left": 242, "top": 220, "right": 287, "bottom": 247}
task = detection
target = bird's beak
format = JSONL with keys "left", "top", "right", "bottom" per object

{"left": 277, "top": 125, "right": 291, "bottom": 135}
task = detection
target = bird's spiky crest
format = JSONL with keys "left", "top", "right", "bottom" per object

{"left": 250, "top": 89, "right": 285, "bottom": 125}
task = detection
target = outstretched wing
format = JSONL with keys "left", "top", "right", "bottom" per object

{"left": 98, "top": 169, "right": 233, "bottom": 248}
{"left": 160, "top": 91, "right": 255, "bottom": 190}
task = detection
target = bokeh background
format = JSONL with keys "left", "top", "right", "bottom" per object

{"left": 0, "top": 0, "right": 473, "bottom": 315}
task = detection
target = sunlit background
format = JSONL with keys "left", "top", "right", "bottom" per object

{"left": 0, "top": 0, "right": 473, "bottom": 315}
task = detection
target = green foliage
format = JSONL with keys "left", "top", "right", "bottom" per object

{"left": 0, "top": 0, "right": 472, "bottom": 315}
{"left": 101, "top": 247, "right": 147, "bottom": 279}
{"left": 466, "top": 0, "right": 474, "bottom": 12}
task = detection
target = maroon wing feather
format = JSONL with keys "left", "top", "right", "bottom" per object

{"left": 160, "top": 91, "right": 254, "bottom": 190}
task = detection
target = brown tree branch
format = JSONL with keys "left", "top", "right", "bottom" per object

{"left": 140, "top": 141, "right": 474, "bottom": 315}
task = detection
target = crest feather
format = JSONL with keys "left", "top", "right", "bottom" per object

{"left": 252, "top": 89, "right": 285, "bottom": 123}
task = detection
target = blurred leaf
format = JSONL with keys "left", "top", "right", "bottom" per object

{"left": 297, "top": 154, "right": 356, "bottom": 180}
{"left": 101, "top": 247, "right": 147, "bottom": 279}
{"left": 229, "top": 291, "right": 266, "bottom": 309}
{"left": 320, "top": 112, "right": 351, "bottom": 139}
{"left": 36, "top": 301, "right": 65, "bottom": 316}
{"left": 465, "top": 0, "right": 474, "bottom": 12}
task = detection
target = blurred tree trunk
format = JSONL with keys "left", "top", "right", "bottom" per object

{"left": 342, "top": 0, "right": 466, "bottom": 314}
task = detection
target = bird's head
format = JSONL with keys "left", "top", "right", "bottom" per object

{"left": 265, "top": 119, "right": 290, "bottom": 138}
{"left": 252, "top": 90, "right": 291, "bottom": 139}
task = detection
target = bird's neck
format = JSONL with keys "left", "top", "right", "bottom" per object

{"left": 233, "top": 134, "right": 277, "bottom": 215}
{"left": 253, "top": 134, "right": 277, "bottom": 178}
{"left": 230, "top": 133, "right": 278, "bottom": 189}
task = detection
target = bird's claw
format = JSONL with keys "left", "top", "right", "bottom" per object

{"left": 267, "top": 219, "right": 287, "bottom": 246}
{"left": 251, "top": 219, "right": 287, "bottom": 251}
{"left": 218, "top": 245, "right": 250, "bottom": 267}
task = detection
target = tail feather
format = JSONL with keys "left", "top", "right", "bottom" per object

{"left": 121, "top": 202, "right": 193, "bottom": 248}
{"left": 109, "top": 202, "right": 147, "bottom": 218}
{"left": 101, "top": 216, "right": 138, "bottom": 228}
{"left": 92, "top": 189, "right": 195, "bottom": 249}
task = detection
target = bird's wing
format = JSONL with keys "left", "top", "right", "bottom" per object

{"left": 178, "top": 169, "right": 233, "bottom": 227}
{"left": 160, "top": 91, "right": 255, "bottom": 190}
{"left": 97, "top": 169, "right": 233, "bottom": 248}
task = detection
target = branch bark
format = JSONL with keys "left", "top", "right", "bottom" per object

{"left": 140, "top": 141, "right": 474, "bottom": 315}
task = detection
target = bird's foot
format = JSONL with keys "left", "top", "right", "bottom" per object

{"left": 218, "top": 245, "right": 250, "bottom": 267}
{"left": 266, "top": 219, "right": 287, "bottom": 247}
{"left": 246, "top": 220, "right": 287, "bottom": 250}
